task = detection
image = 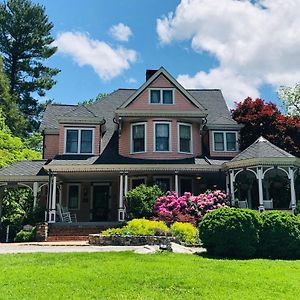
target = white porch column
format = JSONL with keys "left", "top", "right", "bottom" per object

{"left": 229, "top": 170, "right": 235, "bottom": 206}
{"left": 225, "top": 173, "right": 230, "bottom": 195}
{"left": 175, "top": 171, "right": 179, "bottom": 195}
{"left": 33, "top": 182, "right": 39, "bottom": 209}
{"left": 48, "top": 174, "right": 57, "bottom": 223}
{"left": 46, "top": 174, "right": 52, "bottom": 222}
{"left": 118, "top": 172, "right": 125, "bottom": 221}
{"left": 257, "top": 167, "right": 264, "bottom": 212}
{"left": 124, "top": 172, "right": 128, "bottom": 196}
{"left": 289, "top": 167, "right": 296, "bottom": 213}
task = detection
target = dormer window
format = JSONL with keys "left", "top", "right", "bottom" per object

{"left": 149, "top": 89, "right": 174, "bottom": 104}
{"left": 65, "top": 128, "right": 94, "bottom": 154}
{"left": 213, "top": 131, "right": 238, "bottom": 152}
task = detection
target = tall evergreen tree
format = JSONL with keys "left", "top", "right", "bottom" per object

{"left": 0, "top": 0, "right": 60, "bottom": 135}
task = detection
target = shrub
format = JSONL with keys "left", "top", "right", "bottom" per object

{"left": 126, "top": 184, "right": 163, "bottom": 219}
{"left": 170, "top": 222, "right": 199, "bottom": 245}
{"left": 199, "top": 208, "right": 261, "bottom": 258}
{"left": 102, "top": 219, "right": 169, "bottom": 236}
{"left": 14, "top": 228, "right": 35, "bottom": 242}
{"left": 259, "top": 211, "right": 300, "bottom": 259}
{"left": 154, "top": 190, "right": 228, "bottom": 225}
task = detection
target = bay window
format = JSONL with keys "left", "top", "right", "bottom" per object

{"left": 131, "top": 123, "right": 146, "bottom": 153}
{"left": 178, "top": 123, "right": 192, "bottom": 153}
{"left": 154, "top": 122, "right": 171, "bottom": 152}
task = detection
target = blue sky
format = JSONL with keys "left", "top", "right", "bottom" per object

{"left": 32, "top": 0, "right": 299, "bottom": 108}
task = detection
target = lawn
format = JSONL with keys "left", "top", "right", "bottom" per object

{"left": 0, "top": 252, "right": 299, "bottom": 300}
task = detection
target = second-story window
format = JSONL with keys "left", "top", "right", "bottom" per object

{"left": 131, "top": 123, "right": 146, "bottom": 153}
{"left": 213, "top": 131, "right": 237, "bottom": 152}
{"left": 65, "top": 128, "right": 94, "bottom": 154}
{"left": 154, "top": 122, "right": 171, "bottom": 152}
{"left": 150, "top": 89, "right": 174, "bottom": 104}
{"left": 178, "top": 123, "right": 192, "bottom": 153}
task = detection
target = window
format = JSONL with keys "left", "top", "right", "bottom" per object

{"left": 131, "top": 123, "right": 146, "bottom": 153}
{"left": 154, "top": 177, "right": 171, "bottom": 193}
{"left": 154, "top": 122, "right": 171, "bottom": 152}
{"left": 65, "top": 128, "right": 94, "bottom": 154}
{"left": 213, "top": 131, "right": 238, "bottom": 152}
{"left": 68, "top": 184, "right": 80, "bottom": 210}
{"left": 149, "top": 89, "right": 174, "bottom": 104}
{"left": 178, "top": 123, "right": 192, "bottom": 153}
{"left": 130, "top": 177, "right": 146, "bottom": 189}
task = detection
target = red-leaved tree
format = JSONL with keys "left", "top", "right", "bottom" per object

{"left": 232, "top": 97, "right": 300, "bottom": 156}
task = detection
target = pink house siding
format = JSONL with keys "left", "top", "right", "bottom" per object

{"left": 58, "top": 123, "right": 101, "bottom": 155}
{"left": 126, "top": 74, "right": 199, "bottom": 111}
{"left": 119, "top": 118, "right": 202, "bottom": 159}
{"left": 43, "top": 134, "right": 59, "bottom": 159}
{"left": 208, "top": 130, "right": 240, "bottom": 158}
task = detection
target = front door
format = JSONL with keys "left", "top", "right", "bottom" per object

{"left": 92, "top": 185, "right": 110, "bottom": 221}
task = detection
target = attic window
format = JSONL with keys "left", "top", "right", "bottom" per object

{"left": 149, "top": 89, "right": 174, "bottom": 104}
{"left": 65, "top": 128, "right": 94, "bottom": 154}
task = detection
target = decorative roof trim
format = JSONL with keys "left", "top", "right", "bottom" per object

{"left": 119, "top": 67, "right": 206, "bottom": 110}
{"left": 223, "top": 157, "right": 300, "bottom": 169}
{"left": 115, "top": 109, "right": 207, "bottom": 118}
{"left": 43, "top": 163, "right": 221, "bottom": 173}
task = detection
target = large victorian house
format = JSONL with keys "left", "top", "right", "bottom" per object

{"left": 0, "top": 68, "right": 299, "bottom": 230}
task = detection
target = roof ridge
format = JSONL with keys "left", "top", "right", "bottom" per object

{"left": 187, "top": 89, "right": 221, "bottom": 91}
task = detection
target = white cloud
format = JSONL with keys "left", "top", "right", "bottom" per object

{"left": 109, "top": 23, "right": 133, "bottom": 42}
{"left": 157, "top": 0, "right": 300, "bottom": 105}
{"left": 54, "top": 32, "right": 137, "bottom": 81}
{"left": 126, "top": 77, "right": 137, "bottom": 84}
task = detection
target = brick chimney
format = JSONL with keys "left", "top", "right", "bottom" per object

{"left": 146, "top": 69, "right": 158, "bottom": 81}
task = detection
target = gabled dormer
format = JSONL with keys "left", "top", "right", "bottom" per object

{"left": 116, "top": 67, "right": 207, "bottom": 159}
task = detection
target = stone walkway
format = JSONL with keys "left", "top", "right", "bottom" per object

{"left": 0, "top": 241, "right": 205, "bottom": 255}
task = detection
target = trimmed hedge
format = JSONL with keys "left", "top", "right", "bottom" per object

{"left": 199, "top": 208, "right": 300, "bottom": 259}
{"left": 199, "top": 208, "right": 261, "bottom": 258}
{"left": 170, "top": 222, "right": 199, "bottom": 245}
{"left": 259, "top": 211, "right": 300, "bottom": 259}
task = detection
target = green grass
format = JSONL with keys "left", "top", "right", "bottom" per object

{"left": 0, "top": 252, "right": 299, "bottom": 299}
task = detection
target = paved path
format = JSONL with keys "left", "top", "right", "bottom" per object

{"left": 0, "top": 242, "right": 205, "bottom": 255}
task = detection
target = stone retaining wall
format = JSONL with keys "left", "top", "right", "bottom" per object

{"left": 89, "top": 234, "right": 178, "bottom": 249}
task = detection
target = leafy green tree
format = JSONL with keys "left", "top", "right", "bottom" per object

{"left": 278, "top": 84, "right": 300, "bottom": 116}
{"left": 0, "top": 0, "right": 60, "bottom": 135}
{"left": 0, "top": 57, "right": 27, "bottom": 136}
{"left": 79, "top": 93, "right": 109, "bottom": 105}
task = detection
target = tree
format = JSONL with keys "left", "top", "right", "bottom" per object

{"left": 78, "top": 93, "right": 109, "bottom": 105}
{"left": 278, "top": 84, "right": 300, "bottom": 116}
{"left": 232, "top": 97, "right": 300, "bottom": 157}
{"left": 0, "top": 0, "right": 60, "bottom": 135}
{"left": 0, "top": 57, "right": 27, "bottom": 135}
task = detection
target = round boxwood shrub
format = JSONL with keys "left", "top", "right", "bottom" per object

{"left": 259, "top": 211, "right": 300, "bottom": 259}
{"left": 199, "top": 208, "right": 261, "bottom": 258}
{"left": 126, "top": 184, "right": 163, "bottom": 219}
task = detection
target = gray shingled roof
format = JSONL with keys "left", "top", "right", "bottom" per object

{"left": 231, "top": 137, "right": 295, "bottom": 162}
{"left": 39, "top": 104, "right": 76, "bottom": 131}
{"left": 39, "top": 88, "right": 237, "bottom": 152}
{"left": 0, "top": 160, "right": 47, "bottom": 177}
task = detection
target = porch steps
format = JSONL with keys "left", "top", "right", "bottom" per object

{"left": 47, "top": 223, "right": 120, "bottom": 242}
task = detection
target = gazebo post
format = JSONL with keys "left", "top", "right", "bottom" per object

{"left": 33, "top": 182, "right": 39, "bottom": 208}
{"left": 289, "top": 167, "right": 296, "bottom": 213}
{"left": 257, "top": 167, "right": 264, "bottom": 212}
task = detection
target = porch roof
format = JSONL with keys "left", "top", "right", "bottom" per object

{"left": 0, "top": 160, "right": 48, "bottom": 182}
{"left": 224, "top": 137, "right": 300, "bottom": 169}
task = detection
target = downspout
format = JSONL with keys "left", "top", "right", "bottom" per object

{"left": 99, "top": 119, "right": 106, "bottom": 154}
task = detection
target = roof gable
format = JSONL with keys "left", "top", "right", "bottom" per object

{"left": 119, "top": 67, "right": 206, "bottom": 110}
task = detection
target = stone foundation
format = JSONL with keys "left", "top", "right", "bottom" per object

{"left": 89, "top": 234, "right": 178, "bottom": 249}
{"left": 36, "top": 223, "right": 48, "bottom": 242}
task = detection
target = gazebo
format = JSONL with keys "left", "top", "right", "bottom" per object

{"left": 224, "top": 137, "right": 300, "bottom": 212}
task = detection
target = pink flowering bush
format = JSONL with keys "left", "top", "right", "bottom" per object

{"left": 153, "top": 190, "right": 229, "bottom": 225}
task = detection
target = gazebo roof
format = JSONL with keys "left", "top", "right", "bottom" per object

{"left": 224, "top": 137, "right": 300, "bottom": 169}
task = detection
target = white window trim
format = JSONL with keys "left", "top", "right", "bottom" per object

{"left": 67, "top": 183, "right": 81, "bottom": 210}
{"left": 129, "top": 176, "right": 147, "bottom": 189}
{"left": 130, "top": 122, "right": 147, "bottom": 154}
{"left": 64, "top": 127, "right": 95, "bottom": 155}
{"left": 148, "top": 88, "right": 175, "bottom": 105}
{"left": 153, "top": 121, "right": 172, "bottom": 152}
{"left": 153, "top": 176, "right": 173, "bottom": 191}
{"left": 177, "top": 122, "right": 193, "bottom": 154}
{"left": 212, "top": 131, "right": 239, "bottom": 152}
